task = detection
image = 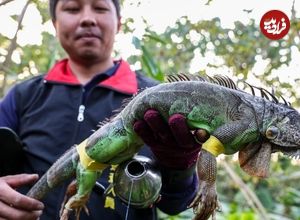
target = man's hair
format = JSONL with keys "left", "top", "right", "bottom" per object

{"left": 49, "top": 0, "right": 121, "bottom": 20}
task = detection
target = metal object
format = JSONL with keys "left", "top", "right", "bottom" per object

{"left": 113, "top": 155, "right": 162, "bottom": 209}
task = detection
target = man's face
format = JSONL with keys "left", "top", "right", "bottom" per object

{"left": 53, "top": 0, "right": 121, "bottom": 64}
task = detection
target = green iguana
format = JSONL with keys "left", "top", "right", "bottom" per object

{"left": 26, "top": 74, "right": 300, "bottom": 220}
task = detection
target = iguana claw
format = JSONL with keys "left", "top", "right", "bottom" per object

{"left": 59, "top": 180, "right": 90, "bottom": 220}
{"left": 188, "top": 181, "right": 220, "bottom": 220}
{"left": 60, "top": 194, "right": 90, "bottom": 220}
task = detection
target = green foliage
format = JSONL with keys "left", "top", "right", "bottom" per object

{"left": 131, "top": 36, "right": 164, "bottom": 81}
{"left": 19, "top": 32, "right": 65, "bottom": 74}
{"left": 221, "top": 203, "right": 257, "bottom": 220}
{"left": 128, "top": 15, "right": 300, "bottom": 106}
{"left": 32, "top": 0, "right": 51, "bottom": 23}
{"left": 1, "top": 1, "right": 300, "bottom": 220}
{"left": 217, "top": 157, "right": 300, "bottom": 220}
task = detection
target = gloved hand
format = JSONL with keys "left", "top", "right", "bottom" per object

{"left": 133, "top": 109, "right": 207, "bottom": 170}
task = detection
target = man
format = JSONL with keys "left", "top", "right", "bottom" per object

{"left": 0, "top": 0, "right": 201, "bottom": 219}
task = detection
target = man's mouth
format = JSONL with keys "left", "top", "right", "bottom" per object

{"left": 75, "top": 30, "right": 101, "bottom": 40}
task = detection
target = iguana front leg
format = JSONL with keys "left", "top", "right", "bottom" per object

{"left": 188, "top": 149, "right": 219, "bottom": 220}
{"left": 188, "top": 114, "right": 257, "bottom": 219}
{"left": 59, "top": 118, "right": 142, "bottom": 220}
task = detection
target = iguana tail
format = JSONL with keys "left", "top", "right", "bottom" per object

{"left": 27, "top": 146, "right": 79, "bottom": 200}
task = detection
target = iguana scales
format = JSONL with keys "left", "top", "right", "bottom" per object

{"left": 26, "top": 74, "right": 300, "bottom": 220}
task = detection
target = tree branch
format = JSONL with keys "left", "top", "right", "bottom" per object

{"left": 220, "top": 160, "right": 270, "bottom": 220}
{"left": 0, "top": 0, "right": 31, "bottom": 96}
{"left": 0, "top": 0, "right": 14, "bottom": 7}
{"left": 277, "top": 171, "right": 300, "bottom": 182}
{"left": 291, "top": 0, "right": 300, "bottom": 41}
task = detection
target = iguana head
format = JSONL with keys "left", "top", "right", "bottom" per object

{"left": 263, "top": 105, "right": 300, "bottom": 158}
{"left": 239, "top": 104, "right": 300, "bottom": 178}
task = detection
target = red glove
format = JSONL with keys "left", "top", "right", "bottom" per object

{"left": 133, "top": 109, "right": 203, "bottom": 170}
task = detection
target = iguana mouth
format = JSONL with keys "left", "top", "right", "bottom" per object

{"left": 272, "top": 145, "right": 300, "bottom": 159}
{"left": 284, "top": 150, "right": 300, "bottom": 159}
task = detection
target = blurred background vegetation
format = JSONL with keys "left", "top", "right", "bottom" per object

{"left": 1, "top": 0, "right": 300, "bottom": 219}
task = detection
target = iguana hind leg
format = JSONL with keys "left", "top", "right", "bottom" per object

{"left": 188, "top": 150, "right": 219, "bottom": 220}
{"left": 60, "top": 164, "right": 99, "bottom": 220}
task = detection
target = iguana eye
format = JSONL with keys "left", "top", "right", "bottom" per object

{"left": 266, "top": 126, "right": 279, "bottom": 139}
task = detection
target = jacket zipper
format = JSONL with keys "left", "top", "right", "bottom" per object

{"left": 77, "top": 104, "right": 86, "bottom": 122}
{"left": 69, "top": 87, "right": 86, "bottom": 145}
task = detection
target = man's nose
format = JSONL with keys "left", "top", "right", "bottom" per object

{"left": 80, "top": 8, "right": 96, "bottom": 27}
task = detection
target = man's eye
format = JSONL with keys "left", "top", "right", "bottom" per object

{"left": 64, "top": 7, "right": 80, "bottom": 12}
{"left": 94, "top": 7, "right": 108, "bottom": 12}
